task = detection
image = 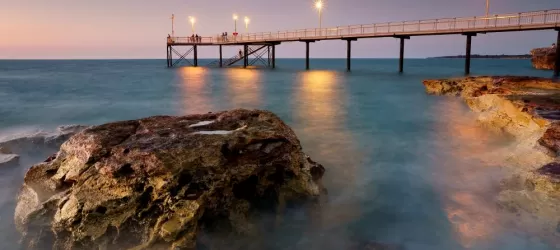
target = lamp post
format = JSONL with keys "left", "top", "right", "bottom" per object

{"left": 315, "top": 0, "right": 323, "bottom": 30}
{"left": 233, "top": 14, "right": 238, "bottom": 33}
{"left": 171, "top": 14, "right": 175, "bottom": 37}
{"left": 189, "top": 16, "right": 196, "bottom": 34}
{"left": 244, "top": 16, "right": 250, "bottom": 33}
{"left": 486, "top": 0, "right": 490, "bottom": 16}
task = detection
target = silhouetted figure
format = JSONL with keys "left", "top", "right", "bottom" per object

{"left": 191, "top": 34, "right": 195, "bottom": 43}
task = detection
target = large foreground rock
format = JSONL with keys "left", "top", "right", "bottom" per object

{"left": 531, "top": 47, "right": 557, "bottom": 70}
{"left": 15, "top": 109, "right": 326, "bottom": 250}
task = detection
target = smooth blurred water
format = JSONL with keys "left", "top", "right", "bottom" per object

{"left": 0, "top": 58, "right": 557, "bottom": 249}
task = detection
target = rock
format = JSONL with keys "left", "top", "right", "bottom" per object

{"left": 0, "top": 146, "right": 12, "bottom": 154}
{"left": 539, "top": 123, "right": 560, "bottom": 155}
{"left": 424, "top": 76, "right": 560, "bottom": 140}
{"left": 0, "top": 153, "right": 19, "bottom": 167}
{"left": 423, "top": 76, "right": 560, "bottom": 240}
{"left": 14, "top": 109, "right": 326, "bottom": 250}
{"left": 531, "top": 47, "right": 557, "bottom": 70}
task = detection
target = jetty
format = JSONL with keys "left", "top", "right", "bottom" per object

{"left": 166, "top": 9, "right": 560, "bottom": 76}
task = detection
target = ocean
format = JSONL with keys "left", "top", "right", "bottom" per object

{"left": 0, "top": 58, "right": 556, "bottom": 249}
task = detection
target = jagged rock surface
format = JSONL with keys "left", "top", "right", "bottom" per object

{"left": 15, "top": 109, "right": 325, "bottom": 250}
{"left": 531, "top": 47, "right": 557, "bottom": 70}
{"left": 423, "top": 76, "right": 560, "bottom": 238}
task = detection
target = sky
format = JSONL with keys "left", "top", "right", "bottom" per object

{"left": 1, "top": 0, "right": 558, "bottom": 59}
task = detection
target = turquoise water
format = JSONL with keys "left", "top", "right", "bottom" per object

{"left": 0, "top": 59, "right": 557, "bottom": 249}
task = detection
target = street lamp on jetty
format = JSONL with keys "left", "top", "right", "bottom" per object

{"left": 233, "top": 14, "right": 238, "bottom": 33}
{"left": 244, "top": 16, "right": 250, "bottom": 33}
{"left": 315, "top": 0, "right": 323, "bottom": 30}
{"left": 189, "top": 16, "right": 196, "bottom": 34}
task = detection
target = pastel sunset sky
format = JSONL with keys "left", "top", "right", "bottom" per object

{"left": 1, "top": 0, "right": 558, "bottom": 59}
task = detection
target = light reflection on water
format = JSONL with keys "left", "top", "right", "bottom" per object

{"left": 178, "top": 67, "right": 213, "bottom": 114}
{"left": 430, "top": 98, "right": 506, "bottom": 248}
{"left": 225, "top": 68, "right": 262, "bottom": 108}
{"left": 293, "top": 70, "right": 365, "bottom": 233}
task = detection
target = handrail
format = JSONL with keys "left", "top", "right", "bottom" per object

{"left": 168, "top": 9, "right": 560, "bottom": 44}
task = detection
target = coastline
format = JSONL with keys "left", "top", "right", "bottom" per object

{"left": 422, "top": 76, "right": 560, "bottom": 241}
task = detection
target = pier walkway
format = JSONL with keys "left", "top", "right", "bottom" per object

{"left": 166, "top": 9, "right": 560, "bottom": 76}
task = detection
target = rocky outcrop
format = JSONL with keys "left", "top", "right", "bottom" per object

{"left": 424, "top": 76, "right": 560, "bottom": 138}
{"left": 531, "top": 47, "right": 557, "bottom": 70}
{"left": 423, "top": 76, "right": 560, "bottom": 237}
{"left": 15, "top": 109, "right": 326, "bottom": 250}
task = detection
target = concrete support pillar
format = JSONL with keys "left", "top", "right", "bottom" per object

{"left": 219, "top": 45, "right": 223, "bottom": 68}
{"left": 464, "top": 33, "right": 476, "bottom": 75}
{"left": 306, "top": 41, "right": 310, "bottom": 70}
{"left": 193, "top": 45, "right": 198, "bottom": 67}
{"left": 399, "top": 37, "right": 405, "bottom": 73}
{"left": 272, "top": 44, "right": 276, "bottom": 69}
{"left": 555, "top": 29, "right": 560, "bottom": 77}
{"left": 244, "top": 44, "right": 248, "bottom": 68}
{"left": 169, "top": 46, "right": 174, "bottom": 68}
{"left": 346, "top": 39, "right": 352, "bottom": 72}
{"left": 344, "top": 39, "right": 356, "bottom": 72}
{"left": 167, "top": 46, "right": 170, "bottom": 67}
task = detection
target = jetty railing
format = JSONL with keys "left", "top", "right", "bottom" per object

{"left": 169, "top": 9, "right": 560, "bottom": 44}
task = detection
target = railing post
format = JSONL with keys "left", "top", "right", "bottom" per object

{"left": 544, "top": 10, "right": 548, "bottom": 23}
{"left": 418, "top": 20, "right": 421, "bottom": 31}
{"left": 454, "top": 18, "right": 457, "bottom": 30}
{"left": 495, "top": 15, "right": 498, "bottom": 27}
{"left": 373, "top": 24, "right": 376, "bottom": 34}
{"left": 518, "top": 13, "right": 522, "bottom": 25}
{"left": 402, "top": 21, "right": 405, "bottom": 32}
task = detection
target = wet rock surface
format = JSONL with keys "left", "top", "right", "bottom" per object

{"left": 531, "top": 47, "right": 557, "bottom": 70}
{"left": 15, "top": 109, "right": 326, "bottom": 250}
{"left": 423, "top": 76, "right": 560, "bottom": 240}
{"left": 424, "top": 76, "right": 560, "bottom": 139}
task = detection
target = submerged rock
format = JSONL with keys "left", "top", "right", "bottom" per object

{"left": 531, "top": 47, "right": 557, "bottom": 70}
{"left": 0, "top": 146, "right": 12, "bottom": 154}
{"left": 15, "top": 109, "right": 325, "bottom": 250}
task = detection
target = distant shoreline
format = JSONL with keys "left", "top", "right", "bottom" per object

{"left": 429, "top": 54, "right": 531, "bottom": 59}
